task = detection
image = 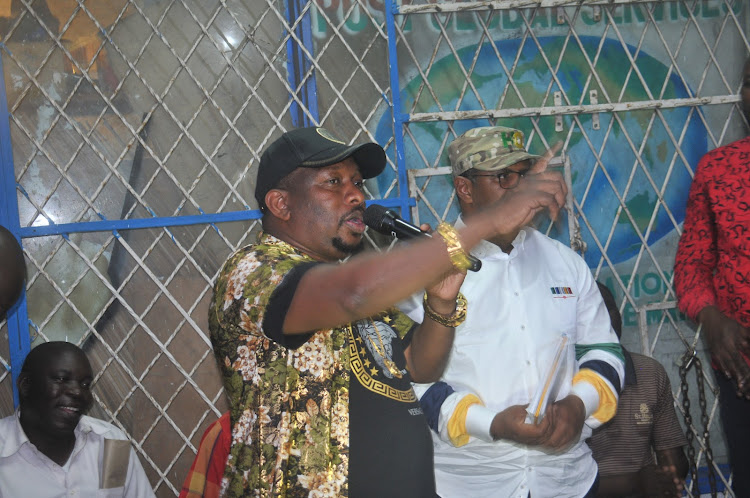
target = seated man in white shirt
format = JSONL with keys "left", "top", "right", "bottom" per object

{"left": 401, "top": 126, "right": 625, "bottom": 498}
{"left": 0, "top": 341, "right": 155, "bottom": 497}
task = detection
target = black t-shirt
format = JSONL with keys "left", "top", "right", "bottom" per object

{"left": 348, "top": 317, "right": 436, "bottom": 497}
{"left": 264, "top": 264, "right": 436, "bottom": 497}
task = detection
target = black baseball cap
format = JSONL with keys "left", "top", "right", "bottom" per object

{"left": 254, "top": 127, "right": 386, "bottom": 209}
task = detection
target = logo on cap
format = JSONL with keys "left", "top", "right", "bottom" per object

{"left": 508, "top": 130, "right": 524, "bottom": 150}
{"left": 448, "top": 126, "right": 541, "bottom": 176}
{"left": 316, "top": 127, "right": 345, "bottom": 144}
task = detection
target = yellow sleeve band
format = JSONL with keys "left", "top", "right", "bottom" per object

{"left": 447, "top": 394, "right": 483, "bottom": 447}
{"left": 573, "top": 369, "right": 618, "bottom": 423}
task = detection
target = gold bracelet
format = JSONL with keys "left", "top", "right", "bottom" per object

{"left": 436, "top": 222, "right": 472, "bottom": 272}
{"left": 423, "top": 292, "right": 467, "bottom": 328}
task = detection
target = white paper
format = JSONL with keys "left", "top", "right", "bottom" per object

{"left": 525, "top": 333, "right": 569, "bottom": 424}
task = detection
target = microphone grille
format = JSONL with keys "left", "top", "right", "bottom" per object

{"left": 363, "top": 204, "right": 391, "bottom": 233}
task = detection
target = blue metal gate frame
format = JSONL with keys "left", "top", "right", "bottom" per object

{"left": 0, "top": 1, "right": 417, "bottom": 406}
{"left": 385, "top": 0, "right": 414, "bottom": 222}
{"left": 286, "top": 0, "right": 320, "bottom": 128}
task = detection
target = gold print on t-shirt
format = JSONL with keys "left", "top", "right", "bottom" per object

{"left": 348, "top": 324, "right": 416, "bottom": 403}
{"left": 634, "top": 403, "right": 653, "bottom": 425}
{"left": 364, "top": 319, "right": 403, "bottom": 378}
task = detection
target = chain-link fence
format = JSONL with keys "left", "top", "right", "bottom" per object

{"left": 387, "top": 1, "right": 748, "bottom": 494}
{"left": 1, "top": 0, "right": 748, "bottom": 495}
{"left": 0, "top": 0, "right": 393, "bottom": 494}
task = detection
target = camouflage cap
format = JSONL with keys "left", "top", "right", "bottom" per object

{"left": 448, "top": 126, "right": 541, "bottom": 177}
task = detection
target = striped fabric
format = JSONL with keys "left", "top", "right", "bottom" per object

{"left": 587, "top": 351, "right": 687, "bottom": 476}
{"left": 179, "top": 412, "right": 231, "bottom": 498}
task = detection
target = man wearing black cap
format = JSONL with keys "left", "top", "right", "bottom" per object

{"left": 209, "top": 126, "right": 568, "bottom": 497}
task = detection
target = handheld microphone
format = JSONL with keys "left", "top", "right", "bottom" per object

{"left": 363, "top": 204, "right": 481, "bottom": 272}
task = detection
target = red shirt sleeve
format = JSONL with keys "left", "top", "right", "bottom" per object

{"left": 674, "top": 152, "right": 718, "bottom": 321}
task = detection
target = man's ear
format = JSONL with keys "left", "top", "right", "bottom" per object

{"left": 17, "top": 373, "right": 31, "bottom": 401}
{"left": 454, "top": 176, "right": 474, "bottom": 206}
{"left": 264, "top": 189, "right": 291, "bottom": 221}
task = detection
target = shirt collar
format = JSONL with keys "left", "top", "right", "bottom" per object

{"left": 258, "top": 232, "right": 317, "bottom": 262}
{"left": 0, "top": 410, "right": 93, "bottom": 459}
{"left": 0, "top": 411, "right": 30, "bottom": 458}
{"left": 622, "top": 347, "right": 637, "bottom": 386}
{"left": 455, "top": 215, "right": 527, "bottom": 260}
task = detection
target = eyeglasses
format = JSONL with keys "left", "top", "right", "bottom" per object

{"left": 463, "top": 168, "right": 531, "bottom": 189}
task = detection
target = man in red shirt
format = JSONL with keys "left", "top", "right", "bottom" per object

{"left": 674, "top": 56, "right": 750, "bottom": 497}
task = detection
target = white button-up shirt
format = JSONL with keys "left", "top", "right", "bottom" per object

{"left": 402, "top": 223, "right": 624, "bottom": 498}
{"left": 0, "top": 412, "right": 155, "bottom": 497}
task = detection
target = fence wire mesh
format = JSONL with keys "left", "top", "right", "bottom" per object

{"left": 0, "top": 0, "right": 748, "bottom": 495}
{"left": 1, "top": 0, "right": 391, "bottom": 494}
{"left": 389, "top": 1, "right": 748, "bottom": 495}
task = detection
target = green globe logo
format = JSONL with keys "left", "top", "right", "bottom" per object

{"left": 375, "top": 36, "right": 705, "bottom": 265}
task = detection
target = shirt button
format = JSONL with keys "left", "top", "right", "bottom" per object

{"left": 526, "top": 360, "right": 531, "bottom": 366}
{"left": 514, "top": 292, "right": 519, "bottom": 296}
{"left": 520, "top": 325, "right": 525, "bottom": 330}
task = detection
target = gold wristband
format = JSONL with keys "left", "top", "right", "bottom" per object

{"left": 436, "top": 222, "right": 472, "bottom": 272}
{"left": 423, "top": 292, "right": 467, "bottom": 328}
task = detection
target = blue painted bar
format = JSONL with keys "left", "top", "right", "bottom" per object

{"left": 285, "top": 0, "right": 302, "bottom": 127}
{"left": 0, "top": 51, "right": 31, "bottom": 406}
{"left": 300, "top": 0, "right": 319, "bottom": 126}
{"left": 20, "top": 210, "right": 262, "bottom": 238}
{"left": 17, "top": 198, "right": 410, "bottom": 238}
{"left": 384, "top": 0, "right": 413, "bottom": 222}
{"left": 285, "top": 0, "right": 320, "bottom": 128}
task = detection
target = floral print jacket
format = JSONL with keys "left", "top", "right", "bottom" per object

{"left": 209, "top": 233, "right": 409, "bottom": 497}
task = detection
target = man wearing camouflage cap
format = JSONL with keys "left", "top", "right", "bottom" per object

{"left": 401, "top": 126, "right": 624, "bottom": 497}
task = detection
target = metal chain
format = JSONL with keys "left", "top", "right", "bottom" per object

{"left": 679, "top": 350, "right": 718, "bottom": 497}
{"left": 694, "top": 354, "right": 718, "bottom": 496}
{"left": 679, "top": 352, "right": 698, "bottom": 495}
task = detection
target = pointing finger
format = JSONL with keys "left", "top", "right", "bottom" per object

{"left": 531, "top": 141, "right": 563, "bottom": 173}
